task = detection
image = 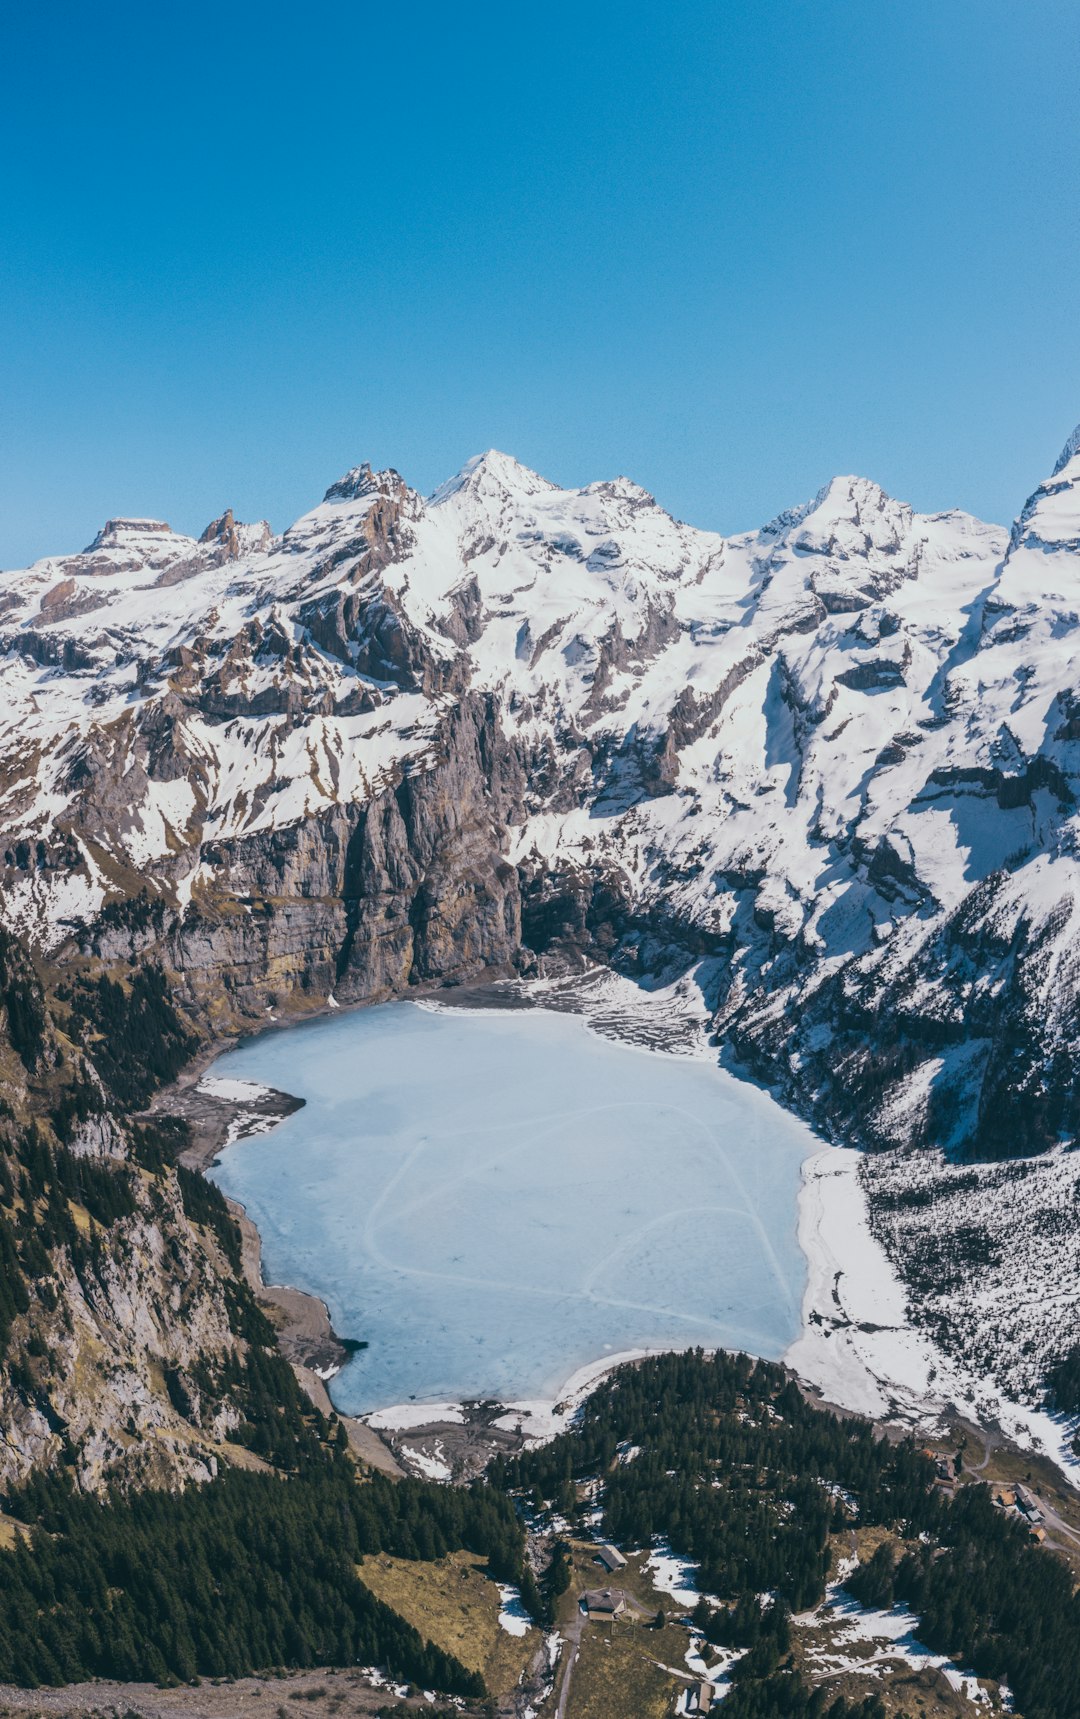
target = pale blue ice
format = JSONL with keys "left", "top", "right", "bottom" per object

{"left": 208, "top": 1002, "right": 814, "bottom": 1413}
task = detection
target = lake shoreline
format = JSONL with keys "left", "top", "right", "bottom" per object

{"left": 161, "top": 966, "right": 1080, "bottom": 1488}
{"left": 204, "top": 982, "right": 813, "bottom": 1420}
{"left": 149, "top": 1058, "right": 405, "bottom": 1475}
{"left": 155, "top": 1024, "right": 725, "bottom": 1481}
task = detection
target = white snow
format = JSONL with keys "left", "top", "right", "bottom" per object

{"left": 798, "top": 1582, "right": 1002, "bottom": 1707}
{"left": 785, "top": 1146, "right": 924, "bottom": 1421}
{"left": 364, "top": 1402, "right": 465, "bottom": 1430}
{"left": 645, "top": 1546, "right": 703, "bottom": 1607}
{"left": 683, "top": 1637, "right": 746, "bottom": 1700}
{"left": 785, "top": 1143, "right": 1080, "bottom": 1474}
{"left": 496, "top": 1583, "right": 532, "bottom": 1637}
{"left": 197, "top": 1075, "right": 275, "bottom": 1103}
{"left": 493, "top": 1347, "right": 663, "bottom": 1442}
{"left": 400, "top": 1440, "right": 453, "bottom": 1483}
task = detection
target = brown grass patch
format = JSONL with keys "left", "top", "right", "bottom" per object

{"left": 356, "top": 1549, "right": 537, "bottom": 1697}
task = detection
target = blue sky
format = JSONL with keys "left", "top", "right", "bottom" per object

{"left": 2, "top": 1, "right": 1078, "bottom": 566}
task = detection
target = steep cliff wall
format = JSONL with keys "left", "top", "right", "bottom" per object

{"left": 70, "top": 692, "right": 526, "bottom": 1036}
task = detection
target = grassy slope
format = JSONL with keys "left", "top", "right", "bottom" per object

{"left": 356, "top": 1550, "right": 537, "bottom": 1697}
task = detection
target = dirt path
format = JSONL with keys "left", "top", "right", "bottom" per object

{"left": 554, "top": 1602, "right": 586, "bottom": 1719}
{"left": 1034, "top": 1496, "right": 1080, "bottom": 1546}
{"left": 964, "top": 1433, "right": 996, "bottom": 1474}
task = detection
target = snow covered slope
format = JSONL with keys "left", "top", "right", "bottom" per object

{"left": 5, "top": 428, "right": 1080, "bottom": 1406}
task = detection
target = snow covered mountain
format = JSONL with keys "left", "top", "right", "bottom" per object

{"left": 4, "top": 428, "right": 1080, "bottom": 1407}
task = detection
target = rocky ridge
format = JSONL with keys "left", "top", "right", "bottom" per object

{"left": 3, "top": 430, "right": 1080, "bottom": 1421}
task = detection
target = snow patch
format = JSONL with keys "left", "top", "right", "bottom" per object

{"left": 496, "top": 1583, "right": 532, "bottom": 1637}
{"left": 197, "top": 1075, "right": 275, "bottom": 1103}
{"left": 645, "top": 1545, "right": 703, "bottom": 1607}
{"left": 364, "top": 1401, "right": 466, "bottom": 1430}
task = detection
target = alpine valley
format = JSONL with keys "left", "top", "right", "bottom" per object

{"left": 3, "top": 429, "right": 1080, "bottom": 1715}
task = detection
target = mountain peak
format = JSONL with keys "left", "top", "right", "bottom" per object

{"left": 323, "top": 463, "right": 409, "bottom": 505}
{"left": 1052, "top": 422, "right": 1080, "bottom": 477}
{"left": 199, "top": 508, "right": 236, "bottom": 543}
{"left": 813, "top": 473, "right": 900, "bottom": 512}
{"left": 83, "top": 518, "right": 176, "bottom": 553}
{"left": 579, "top": 475, "right": 659, "bottom": 508}
{"left": 199, "top": 509, "right": 273, "bottom": 560}
{"left": 429, "top": 449, "right": 556, "bottom": 508}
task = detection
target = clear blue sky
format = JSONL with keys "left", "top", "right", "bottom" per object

{"left": 2, "top": 1, "right": 1078, "bottom": 567}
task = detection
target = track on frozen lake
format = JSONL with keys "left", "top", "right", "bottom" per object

{"left": 208, "top": 1000, "right": 814, "bottom": 1413}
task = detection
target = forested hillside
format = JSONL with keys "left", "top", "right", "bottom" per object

{"left": 0, "top": 1462, "right": 522, "bottom": 1690}
{"left": 0, "top": 926, "right": 533, "bottom": 1694}
{"left": 494, "top": 1350, "right": 1080, "bottom": 1719}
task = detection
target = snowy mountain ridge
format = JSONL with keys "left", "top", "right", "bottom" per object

{"left": 4, "top": 427, "right": 1080, "bottom": 1406}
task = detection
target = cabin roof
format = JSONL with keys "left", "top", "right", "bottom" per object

{"left": 595, "top": 1543, "right": 627, "bottom": 1570}
{"left": 582, "top": 1586, "right": 626, "bottom": 1613}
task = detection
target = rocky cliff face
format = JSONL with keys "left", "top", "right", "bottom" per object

{"left": 70, "top": 691, "right": 525, "bottom": 1032}
{"left": 0, "top": 1187, "right": 241, "bottom": 1496}
{"left": 5, "top": 431, "right": 1080, "bottom": 1427}
{"left": 0, "top": 928, "right": 263, "bottom": 1497}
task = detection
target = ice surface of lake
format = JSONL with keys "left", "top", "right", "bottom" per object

{"left": 209, "top": 1002, "right": 815, "bottom": 1413}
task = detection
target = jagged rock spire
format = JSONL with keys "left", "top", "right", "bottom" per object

{"left": 1052, "top": 422, "right": 1080, "bottom": 476}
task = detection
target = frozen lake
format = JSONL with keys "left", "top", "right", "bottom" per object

{"left": 208, "top": 1001, "right": 814, "bottom": 1413}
